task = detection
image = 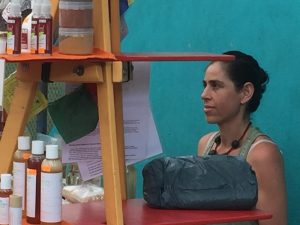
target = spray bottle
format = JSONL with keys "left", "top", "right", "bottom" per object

{"left": 6, "top": 0, "right": 22, "bottom": 54}
{"left": 38, "top": 0, "right": 52, "bottom": 54}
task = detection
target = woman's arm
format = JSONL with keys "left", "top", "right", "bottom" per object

{"left": 247, "top": 141, "right": 287, "bottom": 225}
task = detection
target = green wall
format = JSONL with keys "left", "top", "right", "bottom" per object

{"left": 122, "top": 1, "right": 300, "bottom": 224}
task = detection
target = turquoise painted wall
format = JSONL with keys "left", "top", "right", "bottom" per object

{"left": 122, "top": 1, "right": 300, "bottom": 224}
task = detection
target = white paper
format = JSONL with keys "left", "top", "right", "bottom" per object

{"left": 61, "top": 62, "right": 162, "bottom": 181}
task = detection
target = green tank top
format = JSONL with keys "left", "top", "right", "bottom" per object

{"left": 202, "top": 126, "right": 265, "bottom": 225}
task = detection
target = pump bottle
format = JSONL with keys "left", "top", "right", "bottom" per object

{"left": 26, "top": 140, "right": 45, "bottom": 224}
{"left": 6, "top": 0, "right": 22, "bottom": 54}
{"left": 41, "top": 145, "right": 63, "bottom": 225}
{"left": 13, "top": 136, "right": 31, "bottom": 216}
{"left": 0, "top": 174, "right": 13, "bottom": 225}
{"left": 38, "top": 0, "right": 53, "bottom": 54}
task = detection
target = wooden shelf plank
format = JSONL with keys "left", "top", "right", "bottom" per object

{"left": 115, "top": 52, "right": 235, "bottom": 61}
{"left": 62, "top": 199, "right": 272, "bottom": 225}
{"left": 0, "top": 51, "right": 234, "bottom": 63}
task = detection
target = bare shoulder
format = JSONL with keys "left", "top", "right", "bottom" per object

{"left": 247, "top": 137, "right": 287, "bottom": 225}
{"left": 197, "top": 132, "right": 216, "bottom": 156}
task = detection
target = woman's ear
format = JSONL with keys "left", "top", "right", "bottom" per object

{"left": 240, "top": 82, "right": 254, "bottom": 104}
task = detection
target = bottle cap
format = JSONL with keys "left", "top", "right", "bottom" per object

{"left": 32, "top": 140, "right": 44, "bottom": 155}
{"left": 0, "top": 173, "right": 12, "bottom": 189}
{"left": 46, "top": 145, "right": 59, "bottom": 159}
{"left": 9, "top": 195, "right": 22, "bottom": 208}
{"left": 18, "top": 136, "right": 30, "bottom": 150}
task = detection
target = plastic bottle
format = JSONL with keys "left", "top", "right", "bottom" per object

{"left": 41, "top": 145, "right": 63, "bottom": 225}
{"left": 31, "top": 0, "right": 41, "bottom": 54}
{"left": 38, "top": 0, "right": 53, "bottom": 54}
{"left": 9, "top": 195, "right": 22, "bottom": 225}
{"left": 0, "top": 174, "right": 13, "bottom": 225}
{"left": 26, "top": 140, "right": 45, "bottom": 224}
{"left": 6, "top": 0, "right": 22, "bottom": 54}
{"left": 13, "top": 136, "right": 31, "bottom": 215}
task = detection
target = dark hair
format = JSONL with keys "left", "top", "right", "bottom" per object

{"left": 220, "top": 51, "right": 269, "bottom": 113}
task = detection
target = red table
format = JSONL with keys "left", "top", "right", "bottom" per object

{"left": 62, "top": 199, "right": 272, "bottom": 225}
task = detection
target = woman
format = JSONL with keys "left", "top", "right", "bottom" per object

{"left": 198, "top": 51, "right": 287, "bottom": 225}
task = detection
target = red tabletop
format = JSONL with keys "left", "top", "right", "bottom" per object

{"left": 62, "top": 199, "right": 272, "bottom": 225}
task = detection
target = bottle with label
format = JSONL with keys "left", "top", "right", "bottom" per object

{"left": 26, "top": 140, "right": 45, "bottom": 224}
{"left": 13, "top": 136, "right": 31, "bottom": 216}
{"left": 31, "top": 0, "right": 41, "bottom": 54}
{"left": 41, "top": 145, "right": 63, "bottom": 225}
{"left": 6, "top": 0, "right": 22, "bottom": 54}
{"left": 9, "top": 195, "right": 22, "bottom": 225}
{"left": 38, "top": 0, "right": 52, "bottom": 54}
{"left": 0, "top": 174, "right": 13, "bottom": 225}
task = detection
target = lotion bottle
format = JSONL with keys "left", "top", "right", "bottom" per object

{"left": 13, "top": 136, "right": 31, "bottom": 216}
{"left": 6, "top": 0, "right": 22, "bottom": 54}
{"left": 41, "top": 145, "right": 63, "bottom": 225}
{"left": 0, "top": 174, "right": 12, "bottom": 225}
{"left": 38, "top": 0, "right": 52, "bottom": 54}
{"left": 26, "top": 140, "right": 45, "bottom": 224}
{"left": 31, "top": 0, "right": 41, "bottom": 54}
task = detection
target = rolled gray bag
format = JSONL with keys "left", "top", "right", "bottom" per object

{"left": 142, "top": 155, "right": 258, "bottom": 209}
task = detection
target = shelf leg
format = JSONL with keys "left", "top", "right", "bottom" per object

{"left": 97, "top": 63, "right": 124, "bottom": 225}
{"left": 0, "top": 78, "right": 38, "bottom": 173}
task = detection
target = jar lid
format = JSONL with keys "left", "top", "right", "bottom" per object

{"left": 59, "top": 1, "right": 93, "bottom": 10}
{"left": 59, "top": 28, "right": 93, "bottom": 36}
{"left": 18, "top": 136, "right": 30, "bottom": 150}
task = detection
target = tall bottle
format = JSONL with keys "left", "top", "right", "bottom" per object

{"left": 41, "top": 145, "right": 63, "bottom": 225}
{"left": 26, "top": 140, "right": 45, "bottom": 224}
{"left": 0, "top": 174, "right": 13, "bottom": 225}
{"left": 31, "top": 0, "right": 41, "bottom": 54}
{"left": 6, "top": 0, "right": 22, "bottom": 54}
{"left": 38, "top": 0, "right": 53, "bottom": 54}
{"left": 13, "top": 136, "right": 31, "bottom": 216}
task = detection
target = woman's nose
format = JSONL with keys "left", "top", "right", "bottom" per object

{"left": 201, "top": 87, "right": 209, "bottom": 100}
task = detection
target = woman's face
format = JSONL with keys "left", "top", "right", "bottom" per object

{"left": 201, "top": 62, "right": 244, "bottom": 124}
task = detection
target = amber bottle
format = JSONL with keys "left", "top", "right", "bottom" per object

{"left": 26, "top": 140, "right": 45, "bottom": 224}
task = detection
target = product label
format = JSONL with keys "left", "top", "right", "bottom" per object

{"left": 41, "top": 172, "right": 62, "bottom": 223}
{"left": 9, "top": 207, "right": 22, "bottom": 225}
{"left": 31, "top": 18, "right": 39, "bottom": 54}
{"left": 26, "top": 168, "right": 37, "bottom": 217}
{"left": 6, "top": 16, "right": 21, "bottom": 54}
{"left": 13, "top": 161, "right": 26, "bottom": 210}
{"left": 21, "top": 28, "right": 28, "bottom": 49}
{"left": 38, "top": 17, "right": 52, "bottom": 54}
{"left": 0, "top": 197, "right": 9, "bottom": 224}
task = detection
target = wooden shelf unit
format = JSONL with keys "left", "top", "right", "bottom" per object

{"left": 0, "top": 1, "right": 270, "bottom": 225}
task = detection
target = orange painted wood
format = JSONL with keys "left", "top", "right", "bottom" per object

{"left": 115, "top": 52, "right": 235, "bottom": 61}
{"left": 62, "top": 199, "right": 272, "bottom": 225}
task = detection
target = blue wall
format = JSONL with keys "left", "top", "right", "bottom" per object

{"left": 122, "top": 1, "right": 300, "bottom": 224}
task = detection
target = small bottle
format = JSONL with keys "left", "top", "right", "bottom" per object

{"left": 0, "top": 174, "right": 13, "bottom": 225}
{"left": 38, "top": 0, "right": 53, "bottom": 54}
{"left": 26, "top": 140, "right": 45, "bottom": 224}
{"left": 6, "top": 0, "right": 22, "bottom": 54}
{"left": 41, "top": 145, "right": 63, "bottom": 225}
{"left": 9, "top": 195, "right": 22, "bottom": 225}
{"left": 31, "top": 0, "right": 41, "bottom": 54}
{"left": 13, "top": 136, "right": 31, "bottom": 216}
